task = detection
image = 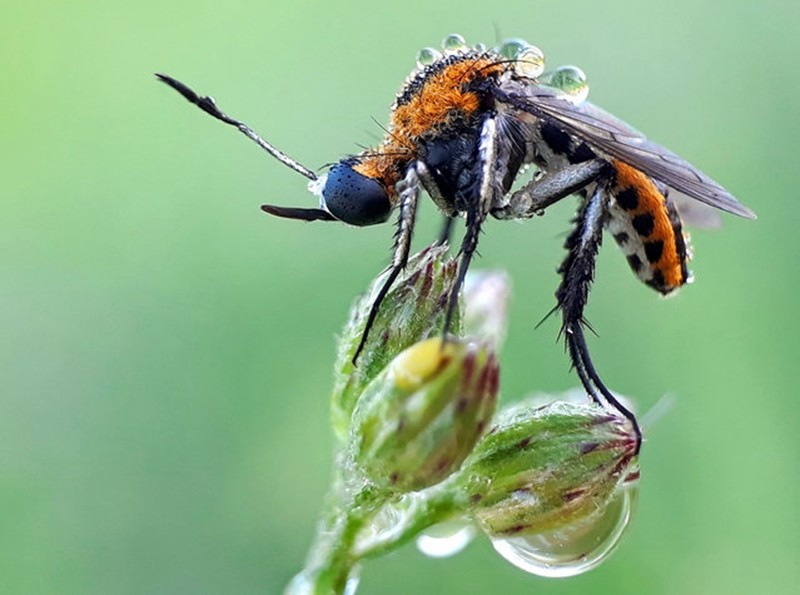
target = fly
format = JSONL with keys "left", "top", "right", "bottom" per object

{"left": 157, "top": 34, "right": 756, "bottom": 450}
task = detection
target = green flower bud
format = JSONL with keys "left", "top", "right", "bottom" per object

{"left": 457, "top": 400, "right": 638, "bottom": 537}
{"left": 350, "top": 338, "right": 499, "bottom": 492}
{"left": 332, "top": 246, "right": 459, "bottom": 439}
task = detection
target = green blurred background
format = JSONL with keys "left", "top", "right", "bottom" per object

{"left": 2, "top": 0, "right": 798, "bottom": 592}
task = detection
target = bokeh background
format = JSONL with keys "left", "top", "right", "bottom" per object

{"left": 2, "top": 0, "right": 798, "bottom": 593}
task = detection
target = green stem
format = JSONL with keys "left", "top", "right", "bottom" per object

{"left": 304, "top": 509, "right": 366, "bottom": 594}
{"left": 288, "top": 470, "right": 467, "bottom": 593}
{"left": 294, "top": 475, "right": 378, "bottom": 594}
{"left": 354, "top": 478, "right": 466, "bottom": 560}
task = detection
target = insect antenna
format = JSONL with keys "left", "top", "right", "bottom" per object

{"left": 155, "top": 73, "right": 318, "bottom": 181}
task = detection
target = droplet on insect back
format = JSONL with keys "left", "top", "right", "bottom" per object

{"left": 515, "top": 46, "right": 545, "bottom": 79}
{"left": 417, "top": 47, "right": 442, "bottom": 67}
{"left": 441, "top": 34, "right": 468, "bottom": 53}
{"left": 546, "top": 65, "right": 590, "bottom": 104}
{"left": 496, "top": 38, "right": 529, "bottom": 60}
{"left": 489, "top": 483, "right": 638, "bottom": 578}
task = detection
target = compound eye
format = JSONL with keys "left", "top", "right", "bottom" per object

{"left": 321, "top": 163, "right": 392, "bottom": 226}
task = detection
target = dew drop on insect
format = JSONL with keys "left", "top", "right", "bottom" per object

{"left": 546, "top": 65, "right": 590, "bottom": 104}
{"left": 497, "top": 38, "right": 529, "bottom": 61}
{"left": 442, "top": 33, "right": 468, "bottom": 53}
{"left": 417, "top": 47, "right": 442, "bottom": 67}
{"left": 515, "top": 45, "right": 546, "bottom": 79}
{"left": 489, "top": 484, "right": 638, "bottom": 578}
{"left": 416, "top": 519, "right": 476, "bottom": 558}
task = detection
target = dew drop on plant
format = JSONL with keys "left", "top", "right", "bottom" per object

{"left": 489, "top": 484, "right": 638, "bottom": 578}
{"left": 343, "top": 570, "right": 360, "bottom": 595}
{"left": 354, "top": 495, "right": 418, "bottom": 555}
{"left": 284, "top": 567, "right": 361, "bottom": 595}
{"left": 416, "top": 519, "right": 476, "bottom": 558}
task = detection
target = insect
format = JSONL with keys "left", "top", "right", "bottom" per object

{"left": 157, "top": 35, "right": 755, "bottom": 448}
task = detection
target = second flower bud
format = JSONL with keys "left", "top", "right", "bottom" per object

{"left": 350, "top": 338, "right": 499, "bottom": 493}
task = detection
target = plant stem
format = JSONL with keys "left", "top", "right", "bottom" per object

{"left": 294, "top": 461, "right": 376, "bottom": 593}
{"left": 354, "top": 480, "right": 465, "bottom": 560}
{"left": 289, "top": 462, "right": 467, "bottom": 593}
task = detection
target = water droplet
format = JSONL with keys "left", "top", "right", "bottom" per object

{"left": 285, "top": 566, "right": 361, "bottom": 595}
{"left": 496, "top": 38, "right": 530, "bottom": 61}
{"left": 442, "top": 34, "right": 468, "bottom": 53}
{"left": 416, "top": 519, "right": 476, "bottom": 558}
{"left": 489, "top": 484, "right": 638, "bottom": 578}
{"left": 546, "top": 65, "right": 589, "bottom": 104}
{"left": 353, "top": 495, "right": 419, "bottom": 555}
{"left": 344, "top": 570, "right": 361, "bottom": 595}
{"left": 515, "top": 46, "right": 545, "bottom": 79}
{"left": 417, "top": 47, "right": 442, "bottom": 67}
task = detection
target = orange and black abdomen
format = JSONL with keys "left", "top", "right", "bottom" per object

{"left": 606, "top": 160, "right": 690, "bottom": 294}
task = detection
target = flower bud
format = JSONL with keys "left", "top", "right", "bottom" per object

{"left": 457, "top": 400, "right": 638, "bottom": 537}
{"left": 332, "top": 246, "right": 458, "bottom": 439}
{"left": 350, "top": 338, "right": 499, "bottom": 492}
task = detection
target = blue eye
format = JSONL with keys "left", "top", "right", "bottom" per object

{"left": 321, "top": 162, "right": 392, "bottom": 226}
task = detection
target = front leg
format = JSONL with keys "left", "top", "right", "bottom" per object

{"left": 352, "top": 162, "right": 421, "bottom": 363}
{"left": 492, "top": 158, "right": 609, "bottom": 220}
{"left": 444, "top": 116, "right": 502, "bottom": 336}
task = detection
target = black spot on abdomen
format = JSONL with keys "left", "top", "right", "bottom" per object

{"left": 616, "top": 188, "right": 639, "bottom": 210}
{"left": 614, "top": 232, "right": 630, "bottom": 245}
{"left": 627, "top": 254, "right": 643, "bottom": 272}
{"left": 644, "top": 240, "right": 664, "bottom": 263}
{"left": 632, "top": 213, "right": 655, "bottom": 237}
{"left": 647, "top": 270, "right": 667, "bottom": 292}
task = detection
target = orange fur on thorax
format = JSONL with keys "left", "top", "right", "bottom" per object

{"left": 354, "top": 58, "right": 504, "bottom": 198}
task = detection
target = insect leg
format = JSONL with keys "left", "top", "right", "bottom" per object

{"left": 415, "top": 156, "right": 457, "bottom": 246}
{"left": 444, "top": 116, "right": 502, "bottom": 336}
{"left": 436, "top": 216, "right": 456, "bottom": 246}
{"left": 492, "top": 158, "right": 609, "bottom": 220}
{"left": 352, "top": 162, "right": 421, "bottom": 363}
{"left": 556, "top": 184, "right": 642, "bottom": 451}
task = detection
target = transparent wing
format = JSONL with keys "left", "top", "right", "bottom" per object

{"left": 495, "top": 85, "right": 756, "bottom": 220}
{"left": 670, "top": 192, "right": 724, "bottom": 229}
